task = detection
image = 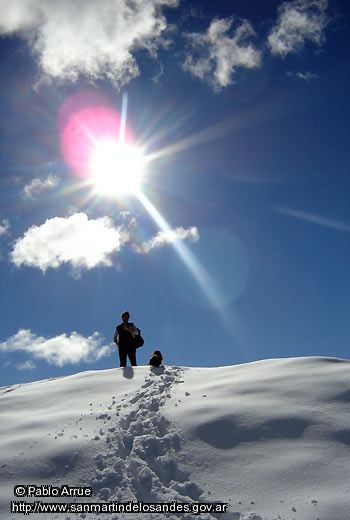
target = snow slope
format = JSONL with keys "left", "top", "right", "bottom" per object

{"left": 1, "top": 357, "right": 350, "bottom": 520}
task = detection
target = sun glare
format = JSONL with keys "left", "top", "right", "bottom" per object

{"left": 59, "top": 92, "right": 147, "bottom": 198}
{"left": 89, "top": 140, "right": 144, "bottom": 196}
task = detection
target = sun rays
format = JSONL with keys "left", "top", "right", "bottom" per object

{"left": 58, "top": 90, "right": 250, "bottom": 324}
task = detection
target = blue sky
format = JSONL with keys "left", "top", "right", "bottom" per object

{"left": 0, "top": 0, "right": 349, "bottom": 386}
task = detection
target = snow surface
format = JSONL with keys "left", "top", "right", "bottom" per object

{"left": 1, "top": 357, "right": 350, "bottom": 520}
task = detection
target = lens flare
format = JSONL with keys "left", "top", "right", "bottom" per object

{"left": 59, "top": 92, "right": 144, "bottom": 196}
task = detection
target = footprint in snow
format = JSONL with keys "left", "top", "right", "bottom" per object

{"left": 86, "top": 367, "right": 214, "bottom": 512}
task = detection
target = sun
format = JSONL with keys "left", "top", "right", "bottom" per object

{"left": 88, "top": 139, "right": 145, "bottom": 197}
{"left": 59, "top": 93, "right": 146, "bottom": 198}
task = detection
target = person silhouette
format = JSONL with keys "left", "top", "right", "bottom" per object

{"left": 149, "top": 350, "right": 163, "bottom": 368}
{"left": 113, "top": 311, "right": 139, "bottom": 367}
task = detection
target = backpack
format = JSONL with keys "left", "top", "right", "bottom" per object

{"left": 133, "top": 328, "right": 144, "bottom": 348}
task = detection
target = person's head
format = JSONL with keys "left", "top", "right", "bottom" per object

{"left": 121, "top": 311, "right": 130, "bottom": 323}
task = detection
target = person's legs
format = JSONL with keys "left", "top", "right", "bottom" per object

{"left": 128, "top": 348, "right": 137, "bottom": 366}
{"left": 118, "top": 347, "right": 127, "bottom": 367}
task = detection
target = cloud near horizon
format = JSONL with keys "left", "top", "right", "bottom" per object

{"left": 10, "top": 212, "right": 199, "bottom": 273}
{"left": 183, "top": 17, "right": 262, "bottom": 90}
{"left": 268, "top": 0, "right": 329, "bottom": 57}
{"left": 0, "top": 329, "right": 112, "bottom": 367}
{"left": 0, "top": 0, "right": 178, "bottom": 87}
{"left": 17, "top": 360, "right": 36, "bottom": 371}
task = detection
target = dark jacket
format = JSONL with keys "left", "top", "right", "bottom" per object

{"left": 114, "top": 322, "right": 137, "bottom": 348}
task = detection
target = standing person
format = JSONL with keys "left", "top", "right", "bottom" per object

{"left": 113, "top": 311, "right": 139, "bottom": 367}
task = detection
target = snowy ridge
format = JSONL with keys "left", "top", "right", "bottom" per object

{"left": 1, "top": 357, "right": 350, "bottom": 520}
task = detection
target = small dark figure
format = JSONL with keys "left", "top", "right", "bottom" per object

{"left": 113, "top": 311, "right": 139, "bottom": 367}
{"left": 149, "top": 350, "right": 163, "bottom": 368}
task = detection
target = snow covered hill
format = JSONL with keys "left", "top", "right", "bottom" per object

{"left": 1, "top": 357, "right": 350, "bottom": 520}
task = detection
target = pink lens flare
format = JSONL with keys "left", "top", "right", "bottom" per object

{"left": 59, "top": 92, "right": 134, "bottom": 178}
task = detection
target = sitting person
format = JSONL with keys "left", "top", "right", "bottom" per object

{"left": 149, "top": 350, "right": 163, "bottom": 368}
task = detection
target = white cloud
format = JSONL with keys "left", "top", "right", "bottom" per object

{"left": 268, "top": 0, "right": 328, "bottom": 57}
{"left": 23, "top": 174, "right": 60, "bottom": 199}
{"left": 17, "top": 360, "right": 36, "bottom": 371}
{"left": 134, "top": 226, "right": 199, "bottom": 253}
{"left": 183, "top": 17, "right": 261, "bottom": 91}
{"left": 10, "top": 212, "right": 123, "bottom": 273}
{"left": 10, "top": 211, "right": 199, "bottom": 273}
{"left": 0, "top": 0, "right": 178, "bottom": 87}
{"left": 0, "top": 219, "right": 9, "bottom": 236}
{"left": 287, "top": 70, "right": 320, "bottom": 80}
{"left": 0, "top": 329, "right": 113, "bottom": 367}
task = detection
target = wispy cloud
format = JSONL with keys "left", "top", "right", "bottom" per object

{"left": 16, "top": 360, "right": 36, "bottom": 371}
{"left": 0, "top": 219, "right": 9, "bottom": 236}
{"left": 277, "top": 207, "right": 350, "bottom": 232}
{"left": 287, "top": 70, "right": 320, "bottom": 81}
{"left": 0, "top": 329, "right": 112, "bottom": 367}
{"left": 0, "top": 0, "right": 178, "bottom": 87}
{"left": 268, "top": 0, "right": 329, "bottom": 57}
{"left": 134, "top": 226, "right": 199, "bottom": 253}
{"left": 23, "top": 174, "right": 60, "bottom": 199}
{"left": 183, "top": 17, "right": 262, "bottom": 91}
{"left": 10, "top": 212, "right": 123, "bottom": 273}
